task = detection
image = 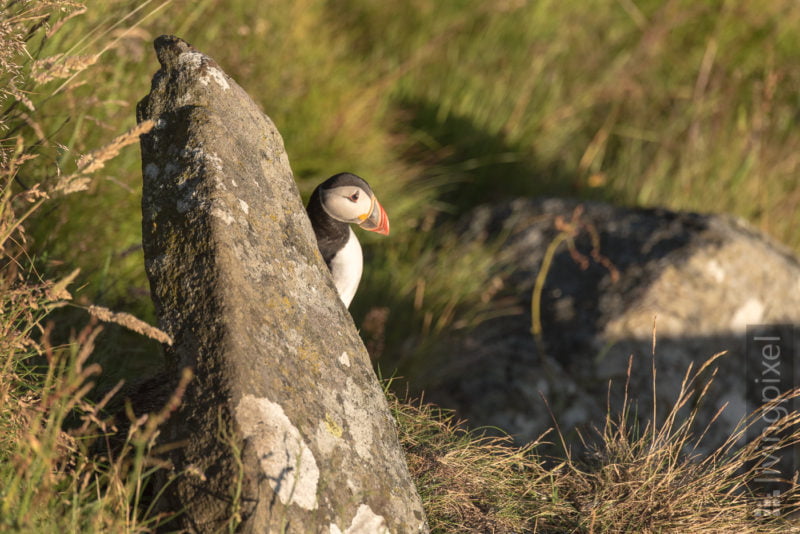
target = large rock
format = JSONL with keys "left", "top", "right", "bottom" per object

{"left": 137, "top": 36, "right": 427, "bottom": 533}
{"left": 424, "top": 198, "right": 800, "bottom": 452}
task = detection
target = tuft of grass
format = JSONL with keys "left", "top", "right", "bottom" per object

{"left": 393, "top": 352, "right": 800, "bottom": 533}
{"left": 391, "top": 391, "right": 565, "bottom": 533}
{"left": 561, "top": 353, "right": 800, "bottom": 533}
{"left": 0, "top": 320, "right": 185, "bottom": 533}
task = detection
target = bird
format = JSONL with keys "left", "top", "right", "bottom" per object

{"left": 306, "top": 172, "right": 390, "bottom": 307}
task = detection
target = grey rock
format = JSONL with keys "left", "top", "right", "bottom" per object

{"left": 426, "top": 197, "right": 800, "bottom": 453}
{"left": 137, "top": 35, "right": 427, "bottom": 533}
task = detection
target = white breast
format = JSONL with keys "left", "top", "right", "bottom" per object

{"left": 329, "top": 227, "right": 363, "bottom": 307}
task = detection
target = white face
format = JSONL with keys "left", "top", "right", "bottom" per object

{"left": 320, "top": 185, "right": 374, "bottom": 224}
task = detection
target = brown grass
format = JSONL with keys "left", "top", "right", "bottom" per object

{"left": 88, "top": 304, "right": 172, "bottom": 346}
{"left": 0, "top": 3, "right": 185, "bottom": 531}
{"left": 52, "top": 119, "right": 155, "bottom": 195}
{"left": 393, "top": 353, "right": 800, "bottom": 533}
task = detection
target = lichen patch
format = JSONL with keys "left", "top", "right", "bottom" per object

{"left": 342, "top": 378, "right": 375, "bottom": 459}
{"left": 315, "top": 419, "right": 340, "bottom": 456}
{"left": 706, "top": 258, "right": 726, "bottom": 283}
{"left": 329, "top": 505, "right": 390, "bottom": 534}
{"left": 204, "top": 151, "right": 224, "bottom": 173}
{"left": 177, "top": 51, "right": 203, "bottom": 68}
{"left": 176, "top": 197, "right": 192, "bottom": 214}
{"left": 210, "top": 206, "right": 234, "bottom": 225}
{"left": 201, "top": 64, "right": 230, "bottom": 89}
{"left": 235, "top": 394, "right": 319, "bottom": 510}
{"left": 324, "top": 413, "right": 343, "bottom": 438}
{"left": 176, "top": 51, "right": 230, "bottom": 90}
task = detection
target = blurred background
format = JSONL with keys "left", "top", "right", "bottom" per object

{"left": 20, "top": 0, "right": 800, "bottom": 393}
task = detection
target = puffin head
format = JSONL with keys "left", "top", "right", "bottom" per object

{"left": 318, "top": 172, "right": 390, "bottom": 235}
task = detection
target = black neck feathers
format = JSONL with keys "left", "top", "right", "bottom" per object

{"left": 307, "top": 187, "right": 350, "bottom": 267}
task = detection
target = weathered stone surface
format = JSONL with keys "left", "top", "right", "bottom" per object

{"left": 425, "top": 198, "right": 800, "bottom": 452}
{"left": 137, "top": 35, "right": 427, "bottom": 533}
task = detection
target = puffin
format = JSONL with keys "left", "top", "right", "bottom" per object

{"left": 306, "top": 172, "right": 390, "bottom": 307}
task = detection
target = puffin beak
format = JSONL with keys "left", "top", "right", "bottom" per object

{"left": 359, "top": 196, "right": 390, "bottom": 235}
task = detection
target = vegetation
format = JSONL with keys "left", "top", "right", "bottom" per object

{"left": 1, "top": 0, "right": 798, "bottom": 531}
{"left": 392, "top": 354, "right": 800, "bottom": 532}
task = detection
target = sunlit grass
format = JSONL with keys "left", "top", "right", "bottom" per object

{"left": 0, "top": 4, "right": 182, "bottom": 530}
{"left": 26, "top": 0, "right": 800, "bottom": 340}
{"left": 393, "top": 353, "right": 800, "bottom": 532}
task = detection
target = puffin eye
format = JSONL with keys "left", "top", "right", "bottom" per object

{"left": 347, "top": 191, "right": 359, "bottom": 202}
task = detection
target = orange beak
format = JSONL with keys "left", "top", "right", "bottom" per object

{"left": 359, "top": 196, "right": 390, "bottom": 235}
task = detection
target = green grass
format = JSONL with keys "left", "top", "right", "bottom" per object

{"left": 17, "top": 0, "right": 800, "bottom": 367}
{"left": 23, "top": 0, "right": 800, "bottom": 373}
{"left": 3, "top": 0, "right": 800, "bottom": 531}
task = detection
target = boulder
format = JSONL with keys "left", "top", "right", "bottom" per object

{"left": 137, "top": 35, "right": 427, "bottom": 533}
{"left": 424, "top": 198, "right": 800, "bottom": 452}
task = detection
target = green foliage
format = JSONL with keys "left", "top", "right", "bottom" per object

{"left": 24, "top": 0, "right": 800, "bottom": 375}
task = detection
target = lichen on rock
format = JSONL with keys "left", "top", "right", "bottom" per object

{"left": 137, "top": 35, "right": 427, "bottom": 533}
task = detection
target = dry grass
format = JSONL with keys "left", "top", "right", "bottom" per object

{"left": 391, "top": 391, "right": 564, "bottom": 533}
{"left": 561, "top": 354, "right": 800, "bottom": 533}
{"left": 0, "top": 3, "right": 185, "bottom": 531}
{"left": 0, "top": 320, "right": 187, "bottom": 532}
{"left": 52, "top": 119, "right": 155, "bottom": 195}
{"left": 31, "top": 52, "right": 97, "bottom": 85}
{"left": 87, "top": 304, "right": 172, "bottom": 346}
{"left": 393, "top": 353, "right": 800, "bottom": 533}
